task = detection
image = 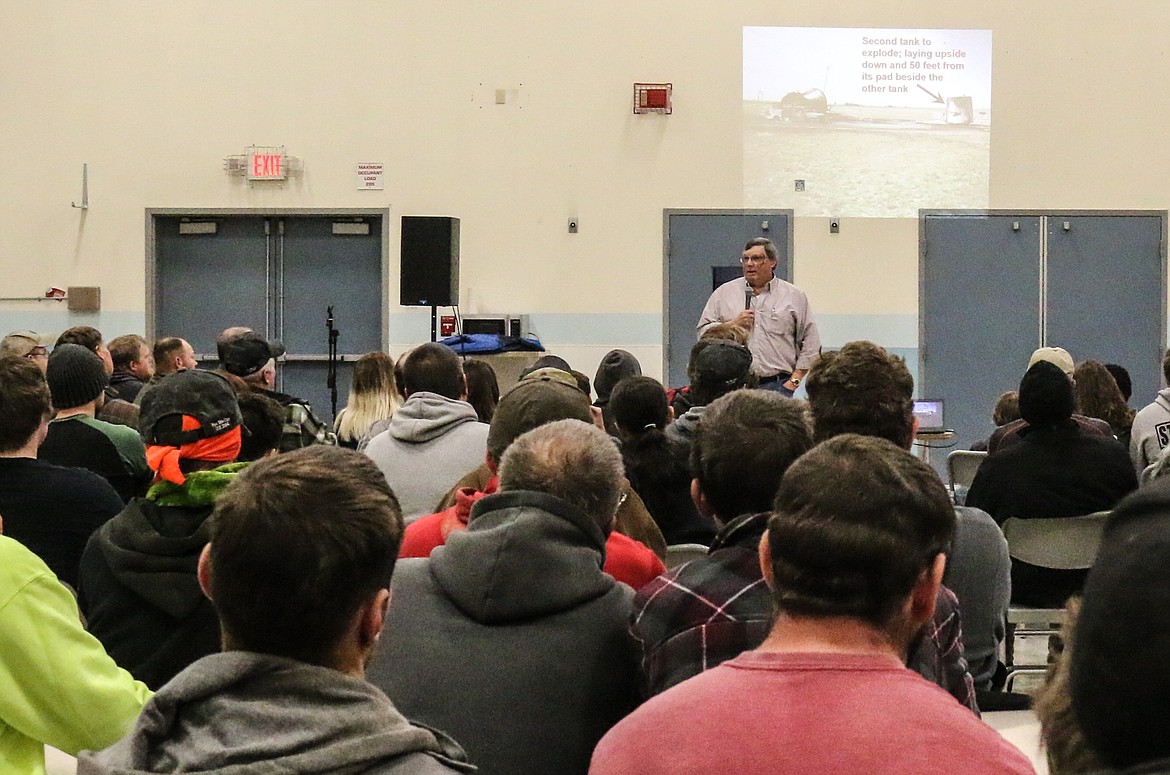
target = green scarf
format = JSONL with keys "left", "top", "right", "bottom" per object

{"left": 146, "top": 461, "right": 250, "bottom": 508}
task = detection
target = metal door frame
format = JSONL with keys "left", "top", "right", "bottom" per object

{"left": 145, "top": 207, "right": 391, "bottom": 349}
{"left": 662, "top": 208, "right": 795, "bottom": 383}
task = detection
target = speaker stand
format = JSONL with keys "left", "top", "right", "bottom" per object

{"left": 430, "top": 305, "right": 438, "bottom": 342}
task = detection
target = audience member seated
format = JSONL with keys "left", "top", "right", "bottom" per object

{"left": 402, "top": 372, "right": 666, "bottom": 589}
{"left": 134, "top": 336, "right": 197, "bottom": 406}
{"left": 590, "top": 436, "right": 1034, "bottom": 775}
{"left": 78, "top": 370, "right": 246, "bottom": 689}
{"left": 1104, "top": 362, "right": 1133, "bottom": 404}
{"left": 79, "top": 447, "right": 472, "bottom": 773}
{"left": 0, "top": 329, "right": 48, "bottom": 372}
{"left": 363, "top": 342, "right": 488, "bottom": 522}
{"left": 971, "top": 390, "right": 1020, "bottom": 451}
{"left": 370, "top": 420, "right": 639, "bottom": 775}
{"left": 0, "top": 517, "right": 150, "bottom": 775}
{"left": 631, "top": 390, "right": 811, "bottom": 696}
{"left": 593, "top": 349, "right": 641, "bottom": 435}
{"left": 219, "top": 329, "right": 337, "bottom": 451}
{"left": 107, "top": 334, "right": 154, "bottom": 402}
{"left": 987, "top": 346, "right": 1112, "bottom": 454}
{"left": 808, "top": 341, "right": 1010, "bottom": 697}
{"left": 1131, "top": 347, "right": 1170, "bottom": 474}
{"left": 666, "top": 322, "right": 748, "bottom": 416}
{"left": 967, "top": 360, "right": 1137, "bottom": 606}
{"left": 0, "top": 355, "right": 123, "bottom": 588}
{"left": 54, "top": 325, "right": 139, "bottom": 428}
{"left": 39, "top": 344, "right": 151, "bottom": 503}
{"left": 463, "top": 358, "right": 500, "bottom": 424}
{"left": 1032, "top": 598, "right": 1103, "bottom": 775}
{"left": 334, "top": 351, "right": 402, "bottom": 449}
{"left": 236, "top": 391, "right": 286, "bottom": 461}
{"left": 665, "top": 339, "right": 754, "bottom": 450}
{"left": 1074, "top": 358, "right": 1135, "bottom": 448}
{"left": 610, "top": 375, "right": 715, "bottom": 545}
{"left": 1062, "top": 482, "right": 1170, "bottom": 775}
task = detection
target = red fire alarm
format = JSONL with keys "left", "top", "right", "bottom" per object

{"left": 634, "top": 83, "right": 672, "bottom": 114}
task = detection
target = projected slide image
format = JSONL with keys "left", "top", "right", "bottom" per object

{"left": 744, "top": 27, "right": 992, "bottom": 218}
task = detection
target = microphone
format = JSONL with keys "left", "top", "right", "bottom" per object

{"left": 744, "top": 289, "right": 752, "bottom": 310}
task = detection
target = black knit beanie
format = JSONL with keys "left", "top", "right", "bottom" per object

{"left": 47, "top": 343, "right": 110, "bottom": 409}
{"left": 1018, "top": 360, "right": 1074, "bottom": 427}
{"left": 594, "top": 349, "right": 642, "bottom": 401}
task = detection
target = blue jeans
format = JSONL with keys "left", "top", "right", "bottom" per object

{"left": 758, "top": 377, "right": 795, "bottom": 398}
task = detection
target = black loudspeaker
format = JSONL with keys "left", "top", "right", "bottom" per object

{"left": 400, "top": 216, "right": 460, "bottom": 306}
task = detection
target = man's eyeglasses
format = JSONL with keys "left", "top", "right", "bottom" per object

{"left": 741, "top": 255, "right": 770, "bottom": 264}
{"left": 25, "top": 347, "right": 47, "bottom": 359}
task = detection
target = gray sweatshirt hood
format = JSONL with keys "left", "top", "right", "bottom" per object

{"left": 77, "top": 651, "right": 472, "bottom": 774}
{"left": 388, "top": 392, "right": 481, "bottom": 444}
{"left": 429, "top": 490, "right": 615, "bottom": 624}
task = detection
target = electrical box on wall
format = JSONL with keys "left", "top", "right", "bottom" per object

{"left": 66, "top": 286, "right": 100, "bottom": 312}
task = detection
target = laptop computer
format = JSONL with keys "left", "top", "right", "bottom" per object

{"left": 912, "top": 399, "right": 948, "bottom": 434}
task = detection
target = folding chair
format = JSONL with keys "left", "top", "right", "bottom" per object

{"left": 947, "top": 450, "right": 987, "bottom": 503}
{"left": 1001, "top": 511, "right": 1109, "bottom": 689}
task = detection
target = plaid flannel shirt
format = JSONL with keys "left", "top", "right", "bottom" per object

{"left": 631, "top": 512, "right": 977, "bottom": 713}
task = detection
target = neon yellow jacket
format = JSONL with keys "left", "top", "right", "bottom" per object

{"left": 0, "top": 535, "right": 151, "bottom": 774}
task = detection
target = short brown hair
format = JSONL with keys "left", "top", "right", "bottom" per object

{"left": 699, "top": 322, "right": 749, "bottom": 347}
{"left": 109, "top": 334, "right": 147, "bottom": 371}
{"left": 691, "top": 390, "right": 813, "bottom": 521}
{"left": 54, "top": 325, "right": 103, "bottom": 353}
{"left": 768, "top": 434, "right": 955, "bottom": 628}
{"left": 153, "top": 337, "right": 187, "bottom": 375}
{"left": 0, "top": 355, "right": 51, "bottom": 452}
{"left": 992, "top": 391, "right": 1020, "bottom": 426}
{"left": 208, "top": 446, "right": 403, "bottom": 665}
{"left": 805, "top": 341, "right": 915, "bottom": 449}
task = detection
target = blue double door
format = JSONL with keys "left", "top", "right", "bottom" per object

{"left": 152, "top": 213, "right": 386, "bottom": 422}
{"left": 920, "top": 212, "right": 1166, "bottom": 456}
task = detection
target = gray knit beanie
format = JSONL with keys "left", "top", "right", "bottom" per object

{"left": 47, "top": 343, "right": 109, "bottom": 409}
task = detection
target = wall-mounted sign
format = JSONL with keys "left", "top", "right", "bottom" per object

{"left": 357, "top": 162, "right": 384, "bottom": 190}
{"left": 249, "top": 153, "right": 285, "bottom": 180}
{"left": 223, "top": 145, "right": 302, "bottom": 182}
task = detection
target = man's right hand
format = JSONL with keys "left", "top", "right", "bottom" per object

{"left": 733, "top": 310, "right": 754, "bottom": 330}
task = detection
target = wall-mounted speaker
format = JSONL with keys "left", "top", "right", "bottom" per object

{"left": 400, "top": 216, "right": 459, "bottom": 307}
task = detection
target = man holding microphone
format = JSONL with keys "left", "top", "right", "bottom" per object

{"left": 697, "top": 237, "right": 821, "bottom": 396}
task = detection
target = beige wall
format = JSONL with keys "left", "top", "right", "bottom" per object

{"left": 1, "top": 1, "right": 1166, "bottom": 379}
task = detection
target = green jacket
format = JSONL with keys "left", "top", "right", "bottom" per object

{"left": 0, "top": 535, "right": 151, "bottom": 774}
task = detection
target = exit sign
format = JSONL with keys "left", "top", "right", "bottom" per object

{"left": 248, "top": 153, "right": 285, "bottom": 180}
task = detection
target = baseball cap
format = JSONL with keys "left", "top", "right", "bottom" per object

{"left": 691, "top": 340, "right": 753, "bottom": 389}
{"left": 0, "top": 330, "right": 48, "bottom": 358}
{"left": 219, "top": 332, "right": 287, "bottom": 377}
{"left": 139, "top": 369, "right": 242, "bottom": 446}
{"left": 1028, "top": 346, "right": 1075, "bottom": 376}
{"left": 486, "top": 375, "right": 594, "bottom": 460}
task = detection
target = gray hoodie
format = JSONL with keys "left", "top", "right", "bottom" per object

{"left": 1131, "top": 388, "right": 1170, "bottom": 473}
{"left": 363, "top": 392, "right": 489, "bottom": 522}
{"left": 368, "top": 490, "right": 639, "bottom": 775}
{"left": 77, "top": 651, "right": 473, "bottom": 774}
